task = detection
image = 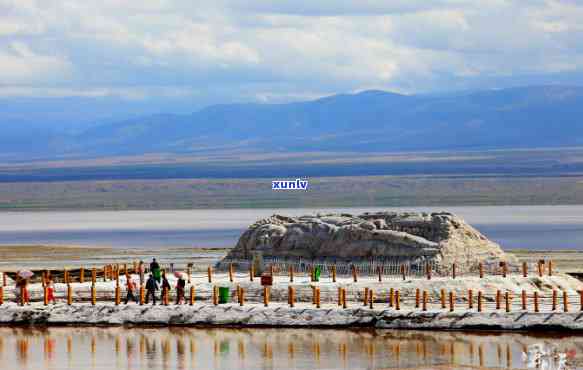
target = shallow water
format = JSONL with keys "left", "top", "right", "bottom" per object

{"left": 1, "top": 206, "right": 583, "bottom": 250}
{"left": 0, "top": 326, "right": 581, "bottom": 370}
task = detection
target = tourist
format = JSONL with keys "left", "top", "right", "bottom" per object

{"left": 16, "top": 277, "right": 30, "bottom": 305}
{"left": 160, "top": 273, "right": 171, "bottom": 302}
{"left": 125, "top": 278, "right": 138, "bottom": 304}
{"left": 150, "top": 258, "right": 161, "bottom": 283}
{"left": 145, "top": 274, "right": 158, "bottom": 305}
{"left": 175, "top": 276, "right": 186, "bottom": 304}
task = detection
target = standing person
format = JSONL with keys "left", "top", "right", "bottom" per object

{"left": 160, "top": 274, "right": 171, "bottom": 303}
{"left": 145, "top": 274, "right": 158, "bottom": 305}
{"left": 18, "top": 277, "right": 30, "bottom": 305}
{"left": 150, "top": 258, "right": 161, "bottom": 283}
{"left": 175, "top": 275, "right": 186, "bottom": 304}
{"left": 125, "top": 278, "right": 138, "bottom": 304}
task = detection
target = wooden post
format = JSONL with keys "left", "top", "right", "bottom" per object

{"left": 368, "top": 289, "right": 373, "bottom": 309}
{"left": 377, "top": 266, "right": 382, "bottom": 282}
{"left": 580, "top": 291, "right": 583, "bottom": 311}
{"left": 43, "top": 286, "right": 49, "bottom": 305}
{"left": 0, "top": 286, "right": 4, "bottom": 305}
{"left": 468, "top": 289, "right": 473, "bottom": 309}
{"left": 289, "top": 265, "right": 294, "bottom": 282}
{"left": 80, "top": 267, "right": 85, "bottom": 283}
{"left": 290, "top": 286, "right": 295, "bottom": 308}
{"left": 91, "top": 284, "right": 96, "bottom": 305}
{"left": 189, "top": 286, "right": 195, "bottom": 305}
{"left": 264, "top": 286, "right": 270, "bottom": 307}
{"left": 316, "top": 288, "right": 321, "bottom": 309}
{"left": 342, "top": 288, "right": 347, "bottom": 309}
{"left": 249, "top": 264, "right": 254, "bottom": 282}
{"left": 452, "top": 263, "right": 456, "bottom": 279}
{"left": 426, "top": 263, "right": 431, "bottom": 280}
{"left": 332, "top": 265, "right": 336, "bottom": 283}
{"left": 479, "top": 263, "right": 484, "bottom": 279}
{"left": 91, "top": 268, "right": 96, "bottom": 284}
{"left": 363, "top": 287, "right": 369, "bottom": 306}
{"left": 64, "top": 269, "right": 69, "bottom": 284}
{"left": 552, "top": 290, "right": 557, "bottom": 311}
{"left": 496, "top": 290, "right": 501, "bottom": 310}
{"left": 213, "top": 286, "right": 218, "bottom": 306}
{"left": 229, "top": 263, "right": 234, "bottom": 282}
{"left": 116, "top": 269, "right": 120, "bottom": 287}
{"left": 161, "top": 286, "right": 167, "bottom": 306}
{"left": 422, "top": 290, "right": 428, "bottom": 311}
{"left": 352, "top": 265, "right": 358, "bottom": 282}
{"left": 239, "top": 288, "right": 245, "bottom": 306}
{"left": 534, "top": 291, "right": 539, "bottom": 312}
{"left": 395, "top": 290, "right": 400, "bottom": 310}
{"left": 449, "top": 292, "right": 454, "bottom": 312}
{"left": 337, "top": 287, "right": 342, "bottom": 306}
{"left": 415, "top": 288, "right": 420, "bottom": 308}
{"left": 67, "top": 284, "right": 72, "bottom": 305}
{"left": 140, "top": 286, "right": 145, "bottom": 305}
{"left": 207, "top": 266, "right": 212, "bottom": 283}
{"left": 477, "top": 291, "right": 483, "bottom": 312}
{"left": 521, "top": 290, "right": 527, "bottom": 310}
{"left": 563, "top": 290, "right": 569, "bottom": 312}
{"left": 505, "top": 292, "right": 510, "bottom": 312}
{"left": 440, "top": 289, "right": 446, "bottom": 309}
{"left": 548, "top": 260, "right": 553, "bottom": 276}
{"left": 389, "top": 288, "right": 394, "bottom": 308}
{"left": 20, "top": 286, "right": 25, "bottom": 306}
{"left": 522, "top": 262, "right": 528, "bottom": 278}
{"left": 538, "top": 260, "right": 544, "bottom": 277}
{"left": 269, "top": 265, "right": 274, "bottom": 277}
{"left": 400, "top": 264, "right": 406, "bottom": 281}
{"left": 115, "top": 285, "right": 120, "bottom": 305}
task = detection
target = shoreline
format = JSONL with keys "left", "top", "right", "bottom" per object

{"left": 3, "top": 303, "right": 583, "bottom": 332}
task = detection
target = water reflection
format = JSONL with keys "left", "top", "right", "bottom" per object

{"left": 0, "top": 327, "right": 582, "bottom": 369}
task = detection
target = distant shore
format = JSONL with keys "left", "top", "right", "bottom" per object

{"left": 0, "top": 244, "right": 582, "bottom": 274}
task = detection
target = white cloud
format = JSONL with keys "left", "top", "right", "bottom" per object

{"left": 0, "top": 0, "right": 582, "bottom": 102}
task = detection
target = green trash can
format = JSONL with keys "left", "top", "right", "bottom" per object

{"left": 314, "top": 266, "right": 321, "bottom": 282}
{"left": 218, "top": 287, "right": 230, "bottom": 304}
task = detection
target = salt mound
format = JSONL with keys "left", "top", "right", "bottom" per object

{"left": 225, "top": 211, "right": 515, "bottom": 265}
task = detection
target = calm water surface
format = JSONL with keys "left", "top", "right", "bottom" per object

{"left": 0, "top": 206, "right": 583, "bottom": 250}
{"left": 0, "top": 327, "right": 580, "bottom": 370}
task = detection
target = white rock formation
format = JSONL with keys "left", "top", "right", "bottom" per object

{"left": 225, "top": 211, "right": 514, "bottom": 265}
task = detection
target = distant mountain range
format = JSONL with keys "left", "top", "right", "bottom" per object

{"left": 3, "top": 85, "right": 583, "bottom": 160}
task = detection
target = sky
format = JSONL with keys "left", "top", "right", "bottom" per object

{"left": 1, "top": 0, "right": 583, "bottom": 112}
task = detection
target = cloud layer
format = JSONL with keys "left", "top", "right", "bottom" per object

{"left": 1, "top": 0, "right": 583, "bottom": 106}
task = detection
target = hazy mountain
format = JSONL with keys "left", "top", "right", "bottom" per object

{"left": 3, "top": 85, "right": 583, "bottom": 159}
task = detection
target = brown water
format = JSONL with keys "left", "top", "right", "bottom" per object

{"left": 0, "top": 327, "right": 581, "bottom": 370}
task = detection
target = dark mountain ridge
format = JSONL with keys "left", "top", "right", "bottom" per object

{"left": 2, "top": 85, "right": 583, "bottom": 159}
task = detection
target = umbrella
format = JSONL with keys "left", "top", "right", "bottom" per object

{"left": 174, "top": 271, "right": 185, "bottom": 278}
{"left": 18, "top": 270, "right": 34, "bottom": 279}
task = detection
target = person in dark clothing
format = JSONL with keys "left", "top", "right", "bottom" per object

{"left": 145, "top": 274, "right": 158, "bottom": 305}
{"left": 150, "top": 258, "right": 161, "bottom": 283}
{"left": 175, "top": 276, "right": 186, "bottom": 304}
{"left": 160, "top": 274, "right": 171, "bottom": 303}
